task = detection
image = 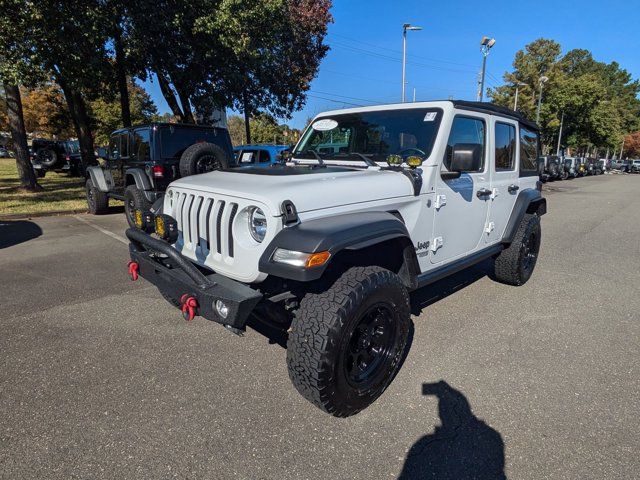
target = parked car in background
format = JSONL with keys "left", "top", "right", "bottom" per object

{"left": 0, "top": 147, "right": 12, "bottom": 158}
{"left": 563, "top": 157, "right": 579, "bottom": 178}
{"left": 31, "top": 138, "right": 83, "bottom": 176}
{"left": 631, "top": 159, "right": 640, "bottom": 173}
{"left": 539, "top": 155, "right": 562, "bottom": 181}
{"left": 233, "top": 144, "right": 291, "bottom": 167}
{"left": 85, "top": 123, "right": 235, "bottom": 227}
{"left": 584, "top": 158, "right": 598, "bottom": 175}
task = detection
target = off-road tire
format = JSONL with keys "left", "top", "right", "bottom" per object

{"left": 124, "top": 185, "right": 150, "bottom": 228}
{"left": 287, "top": 266, "right": 411, "bottom": 417}
{"left": 37, "top": 148, "right": 58, "bottom": 168}
{"left": 179, "top": 142, "right": 230, "bottom": 178}
{"left": 86, "top": 178, "right": 108, "bottom": 215}
{"left": 494, "top": 213, "right": 541, "bottom": 286}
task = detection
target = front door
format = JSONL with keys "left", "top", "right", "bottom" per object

{"left": 109, "top": 133, "right": 129, "bottom": 194}
{"left": 485, "top": 118, "right": 519, "bottom": 244}
{"left": 431, "top": 114, "right": 491, "bottom": 264}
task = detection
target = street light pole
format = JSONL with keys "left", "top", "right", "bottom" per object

{"left": 401, "top": 24, "right": 422, "bottom": 103}
{"left": 536, "top": 76, "right": 549, "bottom": 123}
{"left": 477, "top": 36, "right": 495, "bottom": 102}
{"left": 556, "top": 111, "right": 564, "bottom": 156}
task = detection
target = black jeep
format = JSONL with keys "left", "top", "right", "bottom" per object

{"left": 31, "top": 138, "right": 83, "bottom": 176}
{"left": 85, "top": 123, "right": 234, "bottom": 227}
{"left": 538, "top": 155, "right": 562, "bottom": 181}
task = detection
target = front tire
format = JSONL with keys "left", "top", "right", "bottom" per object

{"left": 494, "top": 213, "right": 541, "bottom": 286}
{"left": 287, "top": 266, "right": 411, "bottom": 417}
{"left": 86, "top": 178, "right": 109, "bottom": 214}
{"left": 124, "top": 185, "right": 150, "bottom": 228}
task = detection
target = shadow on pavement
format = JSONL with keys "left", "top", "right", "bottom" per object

{"left": 399, "top": 381, "right": 506, "bottom": 480}
{"left": 0, "top": 220, "right": 43, "bottom": 249}
{"left": 410, "top": 258, "right": 493, "bottom": 315}
{"left": 247, "top": 259, "right": 494, "bottom": 348}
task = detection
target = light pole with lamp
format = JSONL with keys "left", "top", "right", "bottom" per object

{"left": 402, "top": 23, "right": 422, "bottom": 102}
{"left": 477, "top": 36, "right": 496, "bottom": 102}
{"left": 536, "top": 75, "right": 549, "bottom": 123}
{"left": 513, "top": 81, "right": 527, "bottom": 111}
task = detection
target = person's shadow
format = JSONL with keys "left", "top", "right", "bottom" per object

{"left": 398, "top": 381, "right": 506, "bottom": 480}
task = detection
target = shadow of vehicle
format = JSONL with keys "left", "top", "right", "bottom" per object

{"left": 399, "top": 381, "right": 506, "bottom": 480}
{"left": 247, "top": 258, "right": 493, "bottom": 348}
{"left": 0, "top": 220, "right": 43, "bottom": 249}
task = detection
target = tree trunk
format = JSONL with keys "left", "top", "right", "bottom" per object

{"left": 58, "top": 76, "right": 96, "bottom": 168}
{"left": 3, "top": 82, "right": 41, "bottom": 191}
{"left": 172, "top": 79, "right": 194, "bottom": 124}
{"left": 155, "top": 69, "right": 184, "bottom": 121}
{"left": 242, "top": 89, "right": 251, "bottom": 144}
{"left": 114, "top": 25, "right": 131, "bottom": 127}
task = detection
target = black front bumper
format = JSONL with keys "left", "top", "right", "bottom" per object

{"left": 126, "top": 228, "right": 263, "bottom": 329}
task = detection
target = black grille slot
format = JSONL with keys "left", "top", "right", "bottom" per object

{"left": 205, "top": 199, "right": 214, "bottom": 252}
{"left": 216, "top": 201, "right": 226, "bottom": 254}
{"left": 228, "top": 203, "right": 238, "bottom": 258}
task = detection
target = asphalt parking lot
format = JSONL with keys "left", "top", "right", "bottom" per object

{"left": 1, "top": 174, "right": 639, "bottom": 479}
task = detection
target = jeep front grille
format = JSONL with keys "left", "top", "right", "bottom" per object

{"left": 171, "top": 192, "right": 238, "bottom": 259}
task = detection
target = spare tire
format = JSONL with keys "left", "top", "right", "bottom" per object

{"left": 179, "top": 142, "right": 230, "bottom": 178}
{"left": 37, "top": 148, "right": 58, "bottom": 167}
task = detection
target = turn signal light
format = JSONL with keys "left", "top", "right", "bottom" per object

{"left": 152, "top": 165, "right": 164, "bottom": 178}
{"left": 305, "top": 251, "right": 331, "bottom": 268}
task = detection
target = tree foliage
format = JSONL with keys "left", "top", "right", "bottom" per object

{"left": 227, "top": 113, "right": 300, "bottom": 145}
{"left": 488, "top": 38, "right": 640, "bottom": 155}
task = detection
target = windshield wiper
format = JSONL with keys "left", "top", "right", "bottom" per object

{"left": 303, "top": 150, "right": 326, "bottom": 168}
{"left": 349, "top": 152, "right": 378, "bottom": 167}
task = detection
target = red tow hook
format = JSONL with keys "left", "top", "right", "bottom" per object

{"left": 127, "top": 261, "right": 139, "bottom": 281}
{"left": 180, "top": 294, "right": 198, "bottom": 321}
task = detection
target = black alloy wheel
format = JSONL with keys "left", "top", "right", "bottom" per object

{"left": 343, "top": 303, "right": 397, "bottom": 387}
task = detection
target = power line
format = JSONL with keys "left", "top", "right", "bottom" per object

{"left": 331, "top": 33, "right": 479, "bottom": 69}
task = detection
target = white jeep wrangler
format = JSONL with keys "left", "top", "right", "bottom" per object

{"left": 126, "top": 100, "right": 546, "bottom": 417}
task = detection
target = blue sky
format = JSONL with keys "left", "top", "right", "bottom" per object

{"left": 142, "top": 0, "right": 640, "bottom": 129}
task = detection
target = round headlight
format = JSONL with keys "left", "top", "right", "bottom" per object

{"left": 248, "top": 206, "right": 267, "bottom": 243}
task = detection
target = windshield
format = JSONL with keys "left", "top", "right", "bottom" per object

{"left": 294, "top": 108, "right": 443, "bottom": 162}
{"left": 159, "top": 126, "right": 224, "bottom": 159}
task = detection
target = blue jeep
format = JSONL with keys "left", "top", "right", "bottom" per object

{"left": 233, "top": 144, "right": 291, "bottom": 167}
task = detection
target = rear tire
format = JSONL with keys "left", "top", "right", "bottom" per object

{"left": 86, "top": 178, "right": 109, "bottom": 215}
{"left": 179, "top": 142, "right": 230, "bottom": 178}
{"left": 124, "top": 185, "right": 150, "bottom": 228}
{"left": 494, "top": 213, "right": 541, "bottom": 286}
{"left": 287, "top": 266, "right": 411, "bottom": 417}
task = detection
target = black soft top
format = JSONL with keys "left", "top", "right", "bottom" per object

{"left": 451, "top": 100, "right": 539, "bottom": 132}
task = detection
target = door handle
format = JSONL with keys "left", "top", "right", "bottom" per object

{"left": 508, "top": 184, "right": 520, "bottom": 193}
{"left": 476, "top": 188, "right": 492, "bottom": 198}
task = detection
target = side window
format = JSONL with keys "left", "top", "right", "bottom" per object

{"left": 119, "top": 133, "right": 129, "bottom": 158}
{"left": 444, "top": 116, "right": 486, "bottom": 172}
{"left": 259, "top": 150, "right": 271, "bottom": 163}
{"left": 519, "top": 127, "right": 539, "bottom": 172}
{"left": 132, "top": 129, "right": 151, "bottom": 161}
{"left": 109, "top": 135, "right": 119, "bottom": 159}
{"left": 494, "top": 122, "right": 516, "bottom": 171}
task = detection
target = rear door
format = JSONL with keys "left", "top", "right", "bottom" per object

{"left": 485, "top": 118, "right": 519, "bottom": 244}
{"left": 109, "top": 132, "right": 129, "bottom": 193}
{"left": 431, "top": 113, "right": 491, "bottom": 264}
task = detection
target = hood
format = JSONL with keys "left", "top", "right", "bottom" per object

{"left": 168, "top": 165, "right": 415, "bottom": 216}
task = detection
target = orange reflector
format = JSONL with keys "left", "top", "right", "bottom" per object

{"left": 305, "top": 251, "right": 331, "bottom": 268}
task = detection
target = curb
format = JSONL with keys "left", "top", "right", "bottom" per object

{"left": 0, "top": 209, "right": 88, "bottom": 221}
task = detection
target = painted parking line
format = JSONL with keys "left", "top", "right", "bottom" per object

{"left": 74, "top": 215, "right": 128, "bottom": 245}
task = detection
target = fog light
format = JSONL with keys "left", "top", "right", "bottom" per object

{"left": 215, "top": 300, "right": 229, "bottom": 319}
{"left": 154, "top": 214, "right": 179, "bottom": 244}
{"left": 135, "top": 209, "right": 155, "bottom": 233}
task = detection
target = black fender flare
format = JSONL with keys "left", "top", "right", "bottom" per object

{"left": 125, "top": 168, "right": 158, "bottom": 203}
{"left": 502, "top": 188, "right": 547, "bottom": 244}
{"left": 259, "top": 211, "right": 417, "bottom": 283}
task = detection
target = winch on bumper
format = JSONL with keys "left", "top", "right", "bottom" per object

{"left": 126, "top": 228, "right": 263, "bottom": 331}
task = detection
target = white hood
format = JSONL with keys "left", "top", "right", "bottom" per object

{"left": 168, "top": 167, "right": 415, "bottom": 216}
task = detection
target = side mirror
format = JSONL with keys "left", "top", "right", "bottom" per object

{"left": 449, "top": 143, "right": 482, "bottom": 172}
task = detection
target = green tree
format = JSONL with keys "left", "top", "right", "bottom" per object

{"left": 90, "top": 81, "right": 158, "bottom": 144}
